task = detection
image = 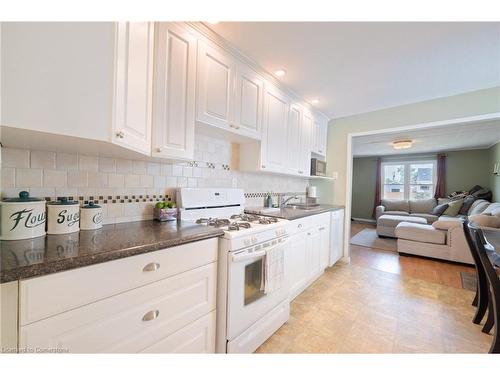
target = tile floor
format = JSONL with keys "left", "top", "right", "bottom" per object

{"left": 255, "top": 223, "right": 492, "bottom": 353}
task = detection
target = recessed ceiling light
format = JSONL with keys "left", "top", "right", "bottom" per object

{"left": 392, "top": 140, "right": 413, "bottom": 150}
{"left": 207, "top": 21, "right": 220, "bottom": 25}
{"left": 274, "top": 69, "right": 286, "bottom": 77}
{"left": 311, "top": 99, "right": 320, "bottom": 105}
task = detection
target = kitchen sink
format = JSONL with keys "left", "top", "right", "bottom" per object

{"left": 285, "top": 203, "right": 321, "bottom": 210}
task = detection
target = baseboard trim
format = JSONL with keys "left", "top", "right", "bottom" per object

{"left": 352, "top": 217, "right": 376, "bottom": 224}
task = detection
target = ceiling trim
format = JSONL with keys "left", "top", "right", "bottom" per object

{"left": 184, "top": 22, "right": 329, "bottom": 121}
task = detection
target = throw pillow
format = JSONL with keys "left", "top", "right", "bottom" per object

{"left": 432, "top": 219, "right": 462, "bottom": 230}
{"left": 469, "top": 214, "right": 500, "bottom": 229}
{"left": 432, "top": 203, "right": 449, "bottom": 216}
{"left": 458, "top": 195, "right": 477, "bottom": 216}
{"left": 443, "top": 199, "right": 463, "bottom": 217}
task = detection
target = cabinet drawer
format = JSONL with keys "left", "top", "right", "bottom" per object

{"left": 20, "top": 238, "right": 218, "bottom": 325}
{"left": 141, "top": 311, "right": 215, "bottom": 353}
{"left": 20, "top": 263, "right": 217, "bottom": 353}
{"left": 288, "top": 213, "right": 330, "bottom": 235}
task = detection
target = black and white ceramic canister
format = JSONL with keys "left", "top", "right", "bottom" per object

{"left": 47, "top": 197, "right": 80, "bottom": 235}
{"left": 0, "top": 191, "right": 46, "bottom": 240}
{"left": 80, "top": 202, "right": 103, "bottom": 230}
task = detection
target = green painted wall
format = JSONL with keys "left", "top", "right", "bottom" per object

{"left": 489, "top": 142, "right": 500, "bottom": 201}
{"left": 351, "top": 148, "right": 493, "bottom": 220}
{"left": 312, "top": 87, "right": 500, "bottom": 206}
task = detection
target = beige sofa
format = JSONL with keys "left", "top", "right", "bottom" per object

{"left": 395, "top": 201, "right": 500, "bottom": 265}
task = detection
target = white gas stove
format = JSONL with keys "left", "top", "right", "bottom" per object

{"left": 177, "top": 188, "right": 290, "bottom": 354}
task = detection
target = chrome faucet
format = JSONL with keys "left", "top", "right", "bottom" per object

{"left": 280, "top": 194, "right": 299, "bottom": 207}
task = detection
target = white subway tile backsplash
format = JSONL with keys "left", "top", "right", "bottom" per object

{"left": 108, "top": 174, "right": 125, "bottom": 188}
{"left": 79, "top": 155, "right": 99, "bottom": 171}
{"left": 56, "top": 153, "right": 78, "bottom": 170}
{"left": 99, "top": 157, "right": 116, "bottom": 173}
{"left": 116, "top": 159, "right": 133, "bottom": 174}
{"left": 16, "top": 168, "right": 43, "bottom": 187}
{"left": 2, "top": 148, "right": 30, "bottom": 168}
{"left": 43, "top": 169, "right": 67, "bottom": 187}
{"left": 2, "top": 133, "right": 309, "bottom": 225}
{"left": 67, "top": 170, "right": 88, "bottom": 188}
{"left": 31, "top": 150, "right": 56, "bottom": 169}
{"left": 132, "top": 160, "right": 147, "bottom": 175}
{"left": 1, "top": 168, "right": 15, "bottom": 189}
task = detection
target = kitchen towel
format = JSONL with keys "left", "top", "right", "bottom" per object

{"left": 262, "top": 240, "right": 286, "bottom": 294}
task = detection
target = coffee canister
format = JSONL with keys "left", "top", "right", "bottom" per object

{"left": 80, "top": 202, "right": 103, "bottom": 230}
{"left": 47, "top": 197, "right": 80, "bottom": 235}
{"left": 0, "top": 191, "right": 46, "bottom": 240}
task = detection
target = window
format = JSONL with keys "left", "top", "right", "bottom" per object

{"left": 382, "top": 160, "right": 437, "bottom": 200}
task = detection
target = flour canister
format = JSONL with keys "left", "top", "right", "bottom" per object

{"left": 0, "top": 191, "right": 46, "bottom": 240}
{"left": 47, "top": 197, "right": 80, "bottom": 235}
{"left": 80, "top": 202, "right": 103, "bottom": 230}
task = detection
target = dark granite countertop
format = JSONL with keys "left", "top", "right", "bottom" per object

{"left": 246, "top": 204, "right": 344, "bottom": 221}
{"left": 0, "top": 220, "right": 224, "bottom": 283}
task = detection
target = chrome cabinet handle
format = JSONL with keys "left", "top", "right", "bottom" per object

{"left": 319, "top": 227, "right": 325, "bottom": 231}
{"left": 298, "top": 224, "right": 303, "bottom": 228}
{"left": 307, "top": 232, "right": 311, "bottom": 236}
{"left": 143, "top": 262, "right": 160, "bottom": 272}
{"left": 261, "top": 165, "right": 266, "bottom": 169}
{"left": 298, "top": 171, "right": 303, "bottom": 174}
{"left": 142, "top": 310, "right": 159, "bottom": 321}
{"left": 155, "top": 147, "right": 162, "bottom": 153}
{"left": 116, "top": 131, "right": 125, "bottom": 138}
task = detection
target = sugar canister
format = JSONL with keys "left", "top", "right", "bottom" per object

{"left": 0, "top": 191, "right": 46, "bottom": 240}
{"left": 47, "top": 197, "right": 80, "bottom": 235}
{"left": 80, "top": 202, "right": 103, "bottom": 230}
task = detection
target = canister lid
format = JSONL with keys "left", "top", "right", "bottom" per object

{"left": 48, "top": 197, "right": 78, "bottom": 205}
{"left": 2, "top": 191, "right": 44, "bottom": 202}
{"left": 82, "top": 201, "right": 101, "bottom": 209}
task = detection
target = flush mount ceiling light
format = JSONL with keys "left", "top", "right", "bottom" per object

{"left": 310, "top": 99, "right": 320, "bottom": 105}
{"left": 274, "top": 69, "right": 286, "bottom": 77}
{"left": 206, "top": 21, "right": 220, "bottom": 25}
{"left": 392, "top": 140, "right": 413, "bottom": 150}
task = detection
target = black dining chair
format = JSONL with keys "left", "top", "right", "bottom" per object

{"left": 463, "top": 220, "right": 489, "bottom": 324}
{"left": 470, "top": 224, "right": 500, "bottom": 353}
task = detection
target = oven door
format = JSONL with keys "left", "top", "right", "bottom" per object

{"left": 226, "top": 238, "right": 289, "bottom": 340}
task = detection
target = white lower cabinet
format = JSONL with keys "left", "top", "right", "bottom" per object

{"left": 287, "top": 213, "right": 331, "bottom": 301}
{"left": 18, "top": 238, "right": 218, "bottom": 353}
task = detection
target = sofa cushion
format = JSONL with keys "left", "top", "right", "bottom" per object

{"left": 409, "top": 198, "right": 437, "bottom": 214}
{"left": 458, "top": 195, "right": 477, "bottom": 215}
{"left": 395, "top": 222, "right": 447, "bottom": 245}
{"left": 468, "top": 199, "right": 490, "bottom": 216}
{"left": 482, "top": 203, "right": 500, "bottom": 217}
{"left": 432, "top": 203, "right": 449, "bottom": 216}
{"left": 409, "top": 213, "right": 439, "bottom": 223}
{"left": 443, "top": 199, "right": 463, "bottom": 216}
{"left": 438, "top": 198, "right": 451, "bottom": 205}
{"left": 381, "top": 199, "right": 409, "bottom": 212}
{"left": 378, "top": 214, "right": 426, "bottom": 228}
{"left": 383, "top": 211, "right": 409, "bottom": 217}
{"left": 469, "top": 214, "right": 500, "bottom": 229}
{"left": 432, "top": 219, "right": 462, "bottom": 230}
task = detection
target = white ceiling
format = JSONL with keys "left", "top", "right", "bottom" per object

{"left": 352, "top": 120, "right": 500, "bottom": 156}
{"left": 209, "top": 22, "right": 500, "bottom": 119}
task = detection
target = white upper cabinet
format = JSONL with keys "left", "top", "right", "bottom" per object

{"left": 300, "top": 110, "right": 313, "bottom": 176}
{"left": 196, "top": 41, "right": 236, "bottom": 131}
{"left": 112, "top": 22, "right": 154, "bottom": 155}
{"left": 286, "top": 103, "right": 302, "bottom": 175}
{"left": 233, "top": 64, "right": 264, "bottom": 139}
{"left": 152, "top": 23, "right": 196, "bottom": 161}
{"left": 311, "top": 116, "right": 328, "bottom": 157}
{"left": 261, "top": 85, "right": 290, "bottom": 172}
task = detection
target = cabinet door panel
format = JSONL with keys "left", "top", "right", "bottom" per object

{"left": 234, "top": 65, "right": 263, "bottom": 139}
{"left": 301, "top": 111, "right": 313, "bottom": 175}
{"left": 261, "top": 86, "right": 289, "bottom": 171}
{"left": 197, "top": 42, "right": 234, "bottom": 129}
{"left": 153, "top": 23, "right": 196, "bottom": 160}
{"left": 306, "top": 230, "right": 321, "bottom": 280}
{"left": 113, "top": 22, "right": 154, "bottom": 155}
{"left": 288, "top": 235, "right": 308, "bottom": 300}
{"left": 329, "top": 209, "right": 345, "bottom": 266}
{"left": 286, "top": 104, "right": 301, "bottom": 175}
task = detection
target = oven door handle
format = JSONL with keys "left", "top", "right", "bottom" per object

{"left": 231, "top": 250, "right": 267, "bottom": 263}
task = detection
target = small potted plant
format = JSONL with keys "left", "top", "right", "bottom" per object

{"left": 153, "top": 201, "right": 177, "bottom": 222}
